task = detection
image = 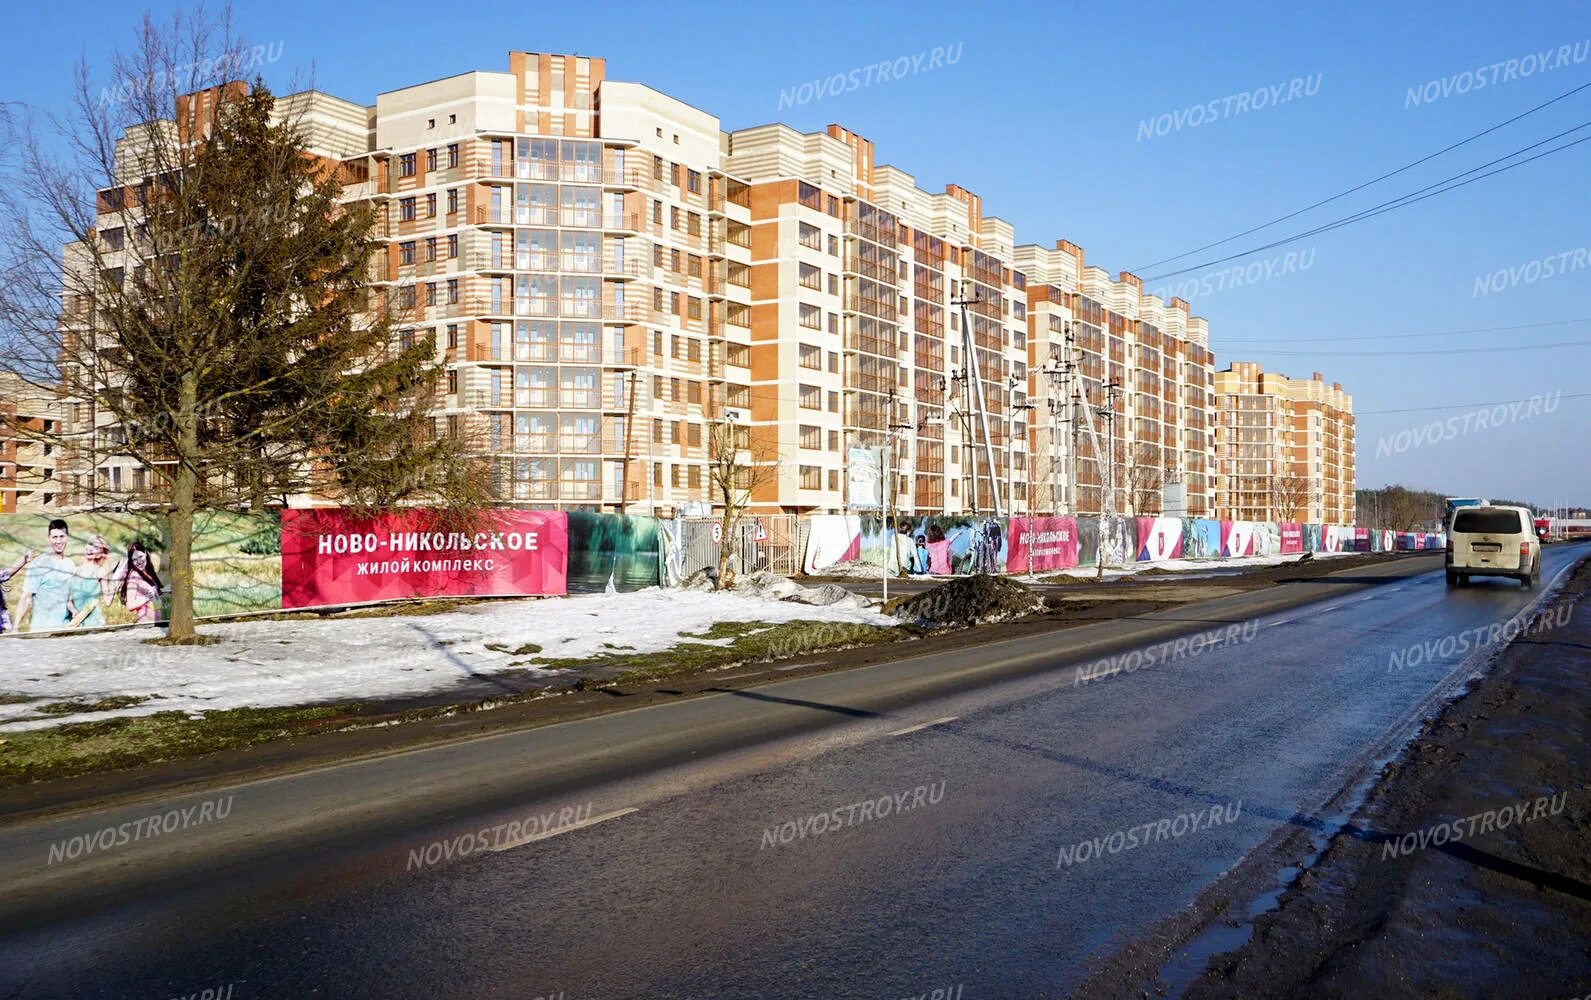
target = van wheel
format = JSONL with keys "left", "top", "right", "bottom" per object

{"left": 1522, "top": 571, "right": 1536, "bottom": 590}
{"left": 1445, "top": 571, "right": 1457, "bottom": 587}
{"left": 1458, "top": 574, "right": 1469, "bottom": 587}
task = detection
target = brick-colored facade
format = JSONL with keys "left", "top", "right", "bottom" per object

{"left": 66, "top": 51, "right": 1298, "bottom": 519}
{"left": 1214, "top": 362, "right": 1355, "bottom": 523}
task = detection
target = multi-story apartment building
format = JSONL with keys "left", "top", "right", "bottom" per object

{"left": 0, "top": 373, "right": 62, "bottom": 514}
{"left": 65, "top": 50, "right": 1224, "bottom": 519}
{"left": 1213, "top": 361, "right": 1355, "bottom": 523}
{"left": 1018, "top": 244, "right": 1217, "bottom": 517}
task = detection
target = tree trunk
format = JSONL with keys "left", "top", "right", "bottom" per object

{"left": 166, "top": 370, "right": 200, "bottom": 640}
{"left": 716, "top": 491, "right": 736, "bottom": 590}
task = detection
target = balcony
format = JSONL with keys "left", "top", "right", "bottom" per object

{"left": 604, "top": 212, "right": 644, "bottom": 234}
{"left": 605, "top": 256, "right": 648, "bottom": 280}
{"left": 604, "top": 165, "right": 650, "bottom": 190}
{"left": 604, "top": 299, "right": 650, "bottom": 325}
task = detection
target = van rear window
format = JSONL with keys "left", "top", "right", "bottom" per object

{"left": 1453, "top": 509, "right": 1522, "bottom": 534}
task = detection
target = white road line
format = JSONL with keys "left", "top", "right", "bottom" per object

{"left": 1271, "top": 617, "right": 1296, "bottom": 626}
{"left": 887, "top": 716, "right": 959, "bottom": 737}
{"left": 776, "top": 661, "right": 823, "bottom": 671}
{"left": 489, "top": 807, "right": 639, "bottom": 853}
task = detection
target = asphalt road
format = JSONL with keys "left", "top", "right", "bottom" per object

{"left": 1, "top": 544, "right": 1585, "bottom": 999}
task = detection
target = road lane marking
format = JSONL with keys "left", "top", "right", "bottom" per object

{"left": 887, "top": 716, "right": 959, "bottom": 737}
{"left": 489, "top": 807, "right": 639, "bottom": 853}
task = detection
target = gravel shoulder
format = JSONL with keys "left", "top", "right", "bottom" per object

{"left": 1186, "top": 548, "right": 1591, "bottom": 999}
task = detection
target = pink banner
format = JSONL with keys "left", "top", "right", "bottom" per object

{"left": 1136, "top": 517, "right": 1185, "bottom": 561}
{"left": 281, "top": 508, "right": 568, "bottom": 609}
{"left": 1005, "top": 516, "right": 1080, "bottom": 572}
{"left": 1278, "top": 522, "right": 1303, "bottom": 554}
{"left": 1220, "top": 521, "right": 1257, "bottom": 557}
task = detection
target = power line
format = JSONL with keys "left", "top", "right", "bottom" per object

{"left": 1359, "top": 391, "right": 1591, "bottom": 415}
{"left": 1250, "top": 338, "right": 1591, "bottom": 357}
{"left": 1132, "top": 80, "right": 1591, "bottom": 273}
{"left": 1223, "top": 317, "right": 1591, "bottom": 345}
{"left": 1142, "top": 125, "right": 1591, "bottom": 282}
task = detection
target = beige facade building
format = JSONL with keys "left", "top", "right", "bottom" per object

{"left": 0, "top": 373, "right": 63, "bottom": 514}
{"left": 1214, "top": 362, "right": 1354, "bottom": 523}
{"left": 68, "top": 51, "right": 1234, "bottom": 518}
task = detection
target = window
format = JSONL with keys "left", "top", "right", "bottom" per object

{"left": 448, "top": 234, "right": 459, "bottom": 259}
{"left": 398, "top": 286, "right": 416, "bottom": 308}
{"left": 799, "top": 222, "right": 822, "bottom": 250}
{"left": 424, "top": 237, "right": 436, "bottom": 262}
{"left": 447, "top": 279, "right": 459, "bottom": 304}
{"left": 399, "top": 153, "right": 416, "bottom": 177}
{"left": 688, "top": 170, "right": 701, "bottom": 193}
{"left": 447, "top": 188, "right": 459, "bottom": 214}
{"left": 828, "top": 274, "right": 838, "bottom": 295}
{"left": 799, "top": 303, "right": 822, "bottom": 330}
{"left": 800, "top": 465, "right": 821, "bottom": 490}
{"left": 799, "top": 384, "right": 821, "bottom": 409}
{"left": 827, "top": 391, "right": 839, "bottom": 413}
{"left": 828, "top": 235, "right": 839, "bottom": 256}
{"left": 400, "top": 242, "right": 416, "bottom": 265}
{"left": 1453, "top": 509, "right": 1523, "bottom": 534}
{"left": 425, "top": 148, "right": 437, "bottom": 171}
{"left": 447, "top": 324, "right": 459, "bottom": 349}
{"left": 447, "top": 370, "right": 458, "bottom": 393}
{"left": 798, "top": 263, "right": 822, "bottom": 290}
{"left": 400, "top": 197, "right": 416, "bottom": 221}
{"left": 799, "top": 343, "right": 822, "bottom": 369}
{"left": 426, "top": 283, "right": 438, "bottom": 306}
{"left": 828, "top": 430, "right": 839, "bottom": 451}
{"left": 426, "top": 193, "right": 437, "bottom": 218}
{"left": 447, "top": 143, "right": 460, "bottom": 168}
{"left": 828, "top": 470, "right": 839, "bottom": 491}
{"left": 800, "top": 425, "right": 821, "bottom": 449}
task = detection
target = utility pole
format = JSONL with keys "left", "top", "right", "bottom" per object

{"left": 952, "top": 279, "right": 1002, "bottom": 518}
{"left": 884, "top": 384, "right": 913, "bottom": 602}
{"left": 1014, "top": 399, "right": 1037, "bottom": 577}
{"left": 1038, "top": 321, "right": 1075, "bottom": 515}
{"left": 949, "top": 368, "right": 976, "bottom": 514}
{"left": 1096, "top": 380, "right": 1121, "bottom": 581}
{"left": 619, "top": 370, "right": 638, "bottom": 514}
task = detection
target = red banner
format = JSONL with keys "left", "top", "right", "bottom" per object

{"left": 1278, "top": 522, "right": 1303, "bottom": 554}
{"left": 281, "top": 508, "right": 568, "bottom": 609}
{"left": 1005, "top": 515, "right": 1080, "bottom": 572}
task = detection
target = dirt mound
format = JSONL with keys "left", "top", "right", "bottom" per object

{"left": 888, "top": 575, "right": 1045, "bottom": 626}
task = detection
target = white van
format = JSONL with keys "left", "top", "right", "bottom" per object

{"left": 1446, "top": 505, "right": 1540, "bottom": 589}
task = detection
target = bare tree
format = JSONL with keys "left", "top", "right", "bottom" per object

{"left": 1267, "top": 473, "right": 1319, "bottom": 522}
{"left": 707, "top": 420, "right": 778, "bottom": 587}
{"left": 1123, "top": 443, "right": 1164, "bottom": 516}
{"left": 0, "top": 9, "right": 484, "bottom": 640}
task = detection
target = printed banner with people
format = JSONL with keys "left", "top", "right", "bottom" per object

{"left": 0, "top": 511, "right": 280, "bottom": 635}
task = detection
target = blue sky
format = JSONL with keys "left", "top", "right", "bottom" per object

{"left": 4, "top": 0, "right": 1588, "bottom": 505}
